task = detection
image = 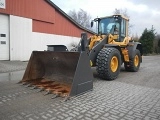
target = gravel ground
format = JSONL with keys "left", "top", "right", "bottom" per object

{"left": 0, "top": 55, "right": 160, "bottom": 120}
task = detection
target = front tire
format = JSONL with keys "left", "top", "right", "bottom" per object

{"left": 96, "top": 47, "right": 121, "bottom": 80}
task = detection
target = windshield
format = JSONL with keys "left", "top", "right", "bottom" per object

{"left": 98, "top": 17, "right": 120, "bottom": 34}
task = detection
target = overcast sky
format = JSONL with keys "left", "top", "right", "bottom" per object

{"left": 51, "top": 0, "right": 160, "bottom": 36}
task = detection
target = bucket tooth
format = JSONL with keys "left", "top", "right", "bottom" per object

{"left": 22, "top": 82, "right": 29, "bottom": 85}
{"left": 19, "top": 82, "right": 26, "bottom": 86}
{"left": 25, "top": 84, "right": 32, "bottom": 87}
{"left": 37, "top": 88, "right": 45, "bottom": 92}
{"left": 30, "top": 86, "right": 38, "bottom": 90}
{"left": 44, "top": 90, "right": 51, "bottom": 96}
{"left": 51, "top": 94, "right": 59, "bottom": 99}
{"left": 22, "top": 83, "right": 26, "bottom": 85}
{"left": 62, "top": 97, "right": 70, "bottom": 102}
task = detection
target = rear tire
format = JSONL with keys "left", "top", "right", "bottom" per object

{"left": 96, "top": 47, "right": 121, "bottom": 80}
{"left": 124, "top": 49, "right": 141, "bottom": 72}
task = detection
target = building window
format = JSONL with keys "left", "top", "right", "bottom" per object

{"left": 1, "top": 41, "right": 6, "bottom": 44}
{"left": 0, "top": 34, "right": 6, "bottom": 37}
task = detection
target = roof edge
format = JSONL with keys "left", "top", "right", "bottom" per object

{"left": 45, "top": 0, "right": 95, "bottom": 34}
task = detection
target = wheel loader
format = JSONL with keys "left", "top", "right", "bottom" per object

{"left": 19, "top": 14, "right": 142, "bottom": 98}
{"left": 72, "top": 14, "right": 142, "bottom": 80}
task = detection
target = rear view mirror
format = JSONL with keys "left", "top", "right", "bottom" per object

{"left": 91, "top": 21, "right": 94, "bottom": 27}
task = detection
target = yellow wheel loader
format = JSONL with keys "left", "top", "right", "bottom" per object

{"left": 19, "top": 14, "right": 142, "bottom": 98}
{"left": 72, "top": 14, "right": 142, "bottom": 80}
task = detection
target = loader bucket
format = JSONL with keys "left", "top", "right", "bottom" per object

{"left": 19, "top": 51, "right": 93, "bottom": 97}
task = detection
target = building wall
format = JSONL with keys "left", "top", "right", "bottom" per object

{"left": 0, "top": 0, "right": 55, "bottom": 23}
{"left": 0, "top": 0, "right": 94, "bottom": 61}
{"left": 32, "top": 11, "right": 93, "bottom": 37}
{"left": 10, "top": 15, "right": 80, "bottom": 61}
{"left": 0, "top": 0, "right": 93, "bottom": 37}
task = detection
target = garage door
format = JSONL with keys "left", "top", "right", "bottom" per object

{"left": 0, "top": 14, "right": 9, "bottom": 60}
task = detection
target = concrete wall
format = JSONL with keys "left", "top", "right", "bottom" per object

{"left": 10, "top": 15, "right": 80, "bottom": 61}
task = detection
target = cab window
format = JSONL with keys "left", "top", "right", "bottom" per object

{"left": 121, "top": 19, "right": 126, "bottom": 36}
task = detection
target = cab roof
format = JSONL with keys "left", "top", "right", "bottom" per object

{"left": 99, "top": 14, "right": 129, "bottom": 21}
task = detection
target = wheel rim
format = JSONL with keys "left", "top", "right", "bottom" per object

{"left": 110, "top": 56, "right": 118, "bottom": 72}
{"left": 134, "top": 55, "right": 139, "bottom": 67}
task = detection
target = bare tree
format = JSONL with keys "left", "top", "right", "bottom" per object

{"left": 132, "top": 33, "right": 139, "bottom": 42}
{"left": 113, "top": 8, "right": 133, "bottom": 35}
{"left": 114, "top": 8, "right": 129, "bottom": 18}
{"left": 68, "top": 9, "right": 92, "bottom": 30}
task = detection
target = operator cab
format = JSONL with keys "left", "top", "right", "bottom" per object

{"left": 91, "top": 15, "right": 129, "bottom": 42}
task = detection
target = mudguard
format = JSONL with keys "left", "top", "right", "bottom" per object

{"left": 127, "top": 42, "right": 143, "bottom": 62}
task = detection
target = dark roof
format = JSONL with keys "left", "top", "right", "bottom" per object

{"left": 45, "top": 0, "right": 95, "bottom": 34}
